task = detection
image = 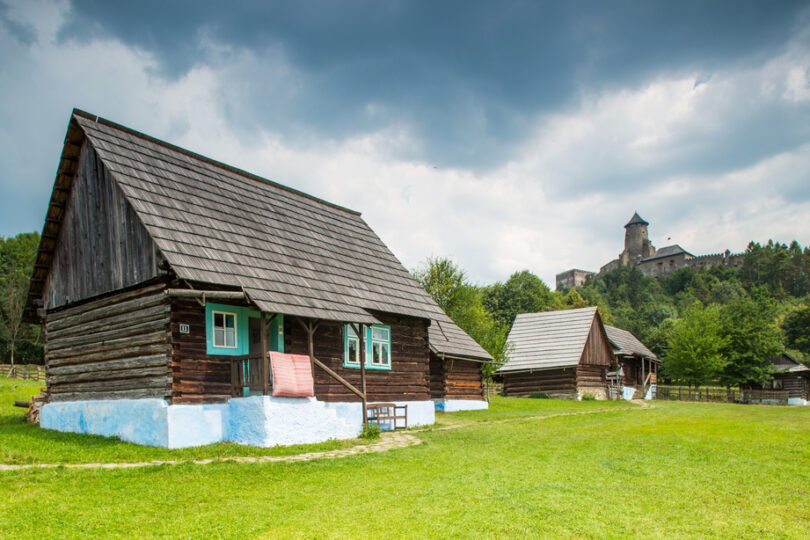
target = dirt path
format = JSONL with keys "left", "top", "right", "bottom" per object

{"left": 0, "top": 401, "right": 653, "bottom": 472}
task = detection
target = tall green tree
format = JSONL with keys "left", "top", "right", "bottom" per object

{"left": 413, "top": 257, "right": 509, "bottom": 370}
{"left": 0, "top": 232, "right": 42, "bottom": 364}
{"left": 663, "top": 302, "right": 728, "bottom": 387}
{"left": 481, "top": 270, "right": 554, "bottom": 328}
{"left": 718, "top": 289, "right": 783, "bottom": 388}
{"left": 782, "top": 302, "right": 810, "bottom": 359}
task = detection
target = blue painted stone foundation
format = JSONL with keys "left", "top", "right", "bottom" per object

{"left": 39, "top": 397, "right": 436, "bottom": 448}
{"left": 433, "top": 399, "right": 489, "bottom": 412}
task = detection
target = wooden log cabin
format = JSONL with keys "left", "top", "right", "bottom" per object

{"left": 497, "top": 307, "right": 614, "bottom": 400}
{"left": 767, "top": 353, "right": 809, "bottom": 406}
{"left": 428, "top": 321, "right": 491, "bottom": 411}
{"left": 24, "top": 109, "right": 491, "bottom": 448}
{"left": 604, "top": 325, "right": 660, "bottom": 400}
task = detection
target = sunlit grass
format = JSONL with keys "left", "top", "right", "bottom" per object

{"left": 2, "top": 377, "right": 809, "bottom": 538}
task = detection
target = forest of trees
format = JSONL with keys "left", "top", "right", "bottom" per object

{"left": 0, "top": 232, "right": 42, "bottom": 365}
{"left": 2, "top": 228, "right": 808, "bottom": 391}
{"left": 414, "top": 240, "right": 810, "bottom": 389}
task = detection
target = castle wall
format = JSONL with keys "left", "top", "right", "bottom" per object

{"left": 565, "top": 214, "right": 745, "bottom": 284}
{"left": 556, "top": 269, "right": 596, "bottom": 290}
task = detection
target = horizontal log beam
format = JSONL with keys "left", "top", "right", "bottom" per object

{"left": 47, "top": 293, "right": 167, "bottom": 333}
{"left": 48, "top": 343, "right": 172, "bottom": 367}
{"left": 49, "top": 365, "right": 169, "bottom": 385}
{"left": 47, "top": 353, "right": 170, "bottom": 376}
{"left": 49, "top": 375, "right": 172, "bottom": 393}
{"left": 46, "top": 330, "right": 169, "bottom": 360}
{"left": 45, "top": 284, "right": 166, "bottom": 324}
{"left": 165, "top": 289, "right": 245, "bottom": 301}
{"left": 46, "top": 318, "right": 169, "bottom": 352}
{"left": 48, "top": 388, "right": 169, "bottom": 402}
{"left": 46, "top": 304, "right": 170, "bottom": 340}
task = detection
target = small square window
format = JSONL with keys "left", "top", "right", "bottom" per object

{"left": 213, "top": 311, "right": 237, "bottom": 349}
{"left": 343, "top": 324, "right": 391, "bottom": 369}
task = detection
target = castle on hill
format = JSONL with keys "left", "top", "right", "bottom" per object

{"left": 555, "top": 212, "right": 744, "bottom": 290}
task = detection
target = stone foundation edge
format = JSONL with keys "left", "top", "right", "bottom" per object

{"left": 40, "top": 397, "right": 436, "bottom": 449}
{"left": 434, "top": 399, "right": 489, "bottom": 412}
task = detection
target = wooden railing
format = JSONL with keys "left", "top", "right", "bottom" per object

{"left": 230, "top": 355, "right": 269, "bottom": 397}
{"left": 0, "top": 364, "right": 46, "bottom": 382}
{"left": 656, "top": 386, "right": 789, "bottom": 405}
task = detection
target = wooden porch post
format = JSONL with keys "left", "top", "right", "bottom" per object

{"left": 261, "top": 312, "right": 269, "bottom": 396}
{"left": 351, "top": 323, "right": 369, "bottom": 429}
{"left": 641, "top": 357, "right": 646, "bottom": 398}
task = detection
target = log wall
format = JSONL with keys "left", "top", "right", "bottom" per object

{"left": 168, "top": 305, "right": 432, "bottom": 403}
{"left": 285, "top": 313, "right": 431, "bottom": 402}
{"left": 169, "top": 297, "right": 243, "bottom": 403}
{"left": 776, "top": 374, "right": 810, "bottom": 400}
{"left": 42, "top": 141, "right": 162, "bottom": 311}
{"left": 577, "top": 364, "right": 607, "bottom": 391}
{"left": 44, "top": 284, "right": 172, "bottom": 401}
{"left": 502, "top": 368, "right": 577, "bottom": 398}
{"left": 428, "top": 353, "right": 483, "bottom": 400}
{"left": 620, "top": 358, "right": 639, "bottom": 386}
{"left": 429, "top": 353, "right": 445, "bottom": 399}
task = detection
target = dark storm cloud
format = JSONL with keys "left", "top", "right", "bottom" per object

{"left": 59, "top": 0, "right": 809, "bottom": 169}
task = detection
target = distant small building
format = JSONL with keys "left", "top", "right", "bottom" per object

{"left": 555, "top": 269, "right": 596, "bottom": 290}
{"left": 768, "top": 353, "right": 809, "bottom": 406}
{"left": 604, "top": 325, "right": 660, "bottom": 400}
{"left": 556, "top": 212, "right": 744, "bottom": 289}
{"left": 497, "top": 307, "right": 614, "bottom": 400}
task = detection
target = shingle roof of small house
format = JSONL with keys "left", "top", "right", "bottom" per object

{"left": 30, "top": 109, "right": 491, "bottom": 362}
{"left": 498, "top": 307, "right": 599, "bottom": 372}
{"left": 605, "top": 325, "right": 659, "bottom": 363}
{"left": 770, "top": 353, "right": 810, "bottom": 373}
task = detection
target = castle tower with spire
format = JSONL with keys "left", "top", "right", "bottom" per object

{"left": 619, "top": 212, "right": 655, "bottom": 265}
{"left": 555, "top": 212, "right": 745, "bottom": 290}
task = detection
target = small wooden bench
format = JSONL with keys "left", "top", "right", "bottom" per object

{"left": 366, "top": 403, "right": 407, "bottom": 431}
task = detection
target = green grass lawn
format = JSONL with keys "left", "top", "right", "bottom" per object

{"left": 2, "top": 376, "right": 809, "bottom": 538}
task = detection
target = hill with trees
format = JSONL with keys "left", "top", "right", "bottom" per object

{"left": 414, "top": 240, "right": 810, "bottom": 389}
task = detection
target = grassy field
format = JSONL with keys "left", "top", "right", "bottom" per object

{"left": 1, "top": 376, "right": 809, "bottom": 538}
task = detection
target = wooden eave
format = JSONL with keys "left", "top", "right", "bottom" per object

{"left": 23, "top": 117, "right": 86, "bottom": 322}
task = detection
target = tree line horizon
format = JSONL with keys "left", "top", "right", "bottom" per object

{"left": 1, "top": 232, "right": 808, "bottom": 390}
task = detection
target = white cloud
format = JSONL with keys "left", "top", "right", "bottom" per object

{"left": 1, "top": 0, "right": 809, "bottom": 292}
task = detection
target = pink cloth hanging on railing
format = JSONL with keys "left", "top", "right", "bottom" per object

{"left": 270, "top": 352, "right": 315, "bottom": 397}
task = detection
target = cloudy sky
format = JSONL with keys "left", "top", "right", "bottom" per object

{"left": 1, "top": 0, "right": 809, "bottom": 287}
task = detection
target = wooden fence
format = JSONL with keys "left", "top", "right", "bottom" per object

{"left": 656, "top": 385, "right": 789, "bottom": 405}
{"left": 0, "top": 364, "right": 46, "bottom": 382}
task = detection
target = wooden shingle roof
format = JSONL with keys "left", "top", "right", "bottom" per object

{"left": 604, "top": 325, "right": 659, "bottom": 363}
{"left": 769, "top": 353, "right": 810, "bottom": 374}
{"left": 33, "top": 109, "right": 491, "bottom": 362}
{"left": 498, "top": 307, "right": 598, "bottom": 372}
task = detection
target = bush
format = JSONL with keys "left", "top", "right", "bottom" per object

{"left": 359, "top": 423, "right": 381, "bottom": 440}
{"left": 581, "top": 391, "right": 597, "bottom": 401}
{"left": 528, "top": 392, "right": 549, "bottom": 399}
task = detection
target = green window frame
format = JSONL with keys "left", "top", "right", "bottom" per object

{"left": 343, "top": 324, "right": 392, "bottom": 370}
{"left": 345, "top": 325, "right": 361, "bottom": 366}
